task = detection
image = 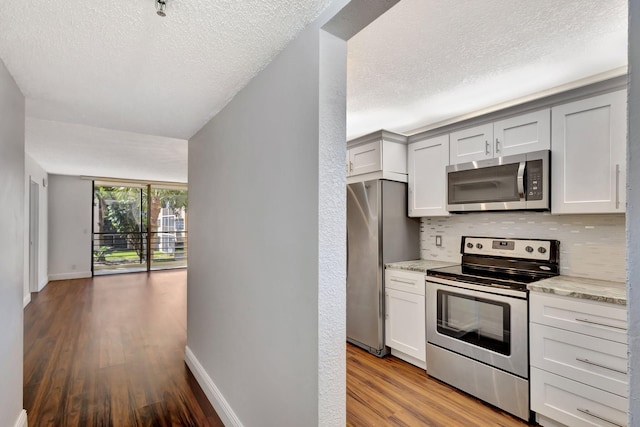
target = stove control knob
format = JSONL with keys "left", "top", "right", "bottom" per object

{"left": 538, "top": 247, "right": 547, "bottom": 254}
{"left": 525, "top": 246, "right": 534, "bottom": 253}
{"left": 467, "top": 243, "right": 473, "bottom": 249}
{"left": 476, "top": 243, "right": 483, "bottom": 249}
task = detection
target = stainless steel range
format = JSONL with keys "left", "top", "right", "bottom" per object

{"left": 426, "top": 236, "right": 559, "bottom": 421}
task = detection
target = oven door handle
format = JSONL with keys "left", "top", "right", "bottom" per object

{"left": 517, "top": 161, "right": 526, "bottom": 201}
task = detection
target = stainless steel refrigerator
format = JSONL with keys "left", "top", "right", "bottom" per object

{"left": 347, "top": 179, "right": 420, "bottom": 356}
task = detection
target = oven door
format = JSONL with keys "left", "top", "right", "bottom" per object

{"left": 426, "top": 279, "right": 528, "bottom": 378}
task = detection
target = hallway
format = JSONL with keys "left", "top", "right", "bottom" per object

{"left": 24, "top": 271, "right": 223, "bottom": 426}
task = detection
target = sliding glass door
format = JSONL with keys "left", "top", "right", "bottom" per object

{"left": 92, "top": 182, "right": 188, "bottom": 275}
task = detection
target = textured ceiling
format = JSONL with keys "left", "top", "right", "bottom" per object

{"left": 0, "top": 0, "right": 629, "bottom": 181}
{"left": 0, "top": 0, "right": 331, "bottom": 182}
{"left": 347, "top": 0, "right": 628, "bottom": 139}
{"left": 26, "top": 118, "right": 188, "bottom": 183}
{"left": 0, "top": 0, "right": 331, "bottom": 139}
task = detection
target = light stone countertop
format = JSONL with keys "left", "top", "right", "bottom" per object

{"left": 528, "top": 275, "right": 626, "bottom": 305}
{"left": 385, "top": 259, "right": 456, "bottom": 274}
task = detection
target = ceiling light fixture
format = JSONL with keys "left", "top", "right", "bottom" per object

{"left": 155, "top": 0, "right": 167, "bottom": 17}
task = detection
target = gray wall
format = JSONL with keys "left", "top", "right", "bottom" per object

{"left": 48, "top": 175, "right": 92, "bottom": 280}
{"left": 187, "top": 3, "right": 349, "bottom": 426}
{"left": 628, "top": 1, "right": 639, "bottom": 424}
{"left": 0, "top": 59, "right": 25, "bottom": 426}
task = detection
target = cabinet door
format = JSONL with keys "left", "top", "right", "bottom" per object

{"left": 385, "top": 289, "right": 426, "bottom": 362}
{"left": 348, "top": 141, "right": 382, "bottom": 176}
{"left": 494, "top": 109, "right": 550, "bottom": 157}
{"left": 551, "top": 90, "right": 627, "bottom": 214}
{"left": 408, "top": 134, "right": 449, "bottom": 217}
{"left": 449, "top": 123, "right": 493, "bottom": 164}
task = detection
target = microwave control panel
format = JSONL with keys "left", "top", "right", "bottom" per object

{"left": 526, "top": 159, "right": 543, "bottom": 201}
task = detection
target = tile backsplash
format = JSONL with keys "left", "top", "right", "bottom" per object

{"left": 421, "top": 212, "right": 626, "bottom": 282}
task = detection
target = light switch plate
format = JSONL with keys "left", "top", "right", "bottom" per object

{"left": 435, "top": 235, "right": 442, "bottom": 247}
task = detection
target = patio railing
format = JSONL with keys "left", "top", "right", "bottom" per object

{"left": 92, "top": 231, "right": 188, "bottom": 273}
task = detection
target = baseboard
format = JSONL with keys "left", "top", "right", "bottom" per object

{"left": 38, "top": 277, "right": 49, "bottom": 292}
{"left": 14, "top": 409, "right": 27, "bottom": 427}
{"left": 390, "top": 348, "right": 426, "bottom": 370}
{"left": 48, "top": 271, "right": 92, "bottom": 281}
{"left": 184, "top": 346, "right": 244, "bottom": 427}
{"left": 23, "top": 293, "right": 31, "bottom": 308}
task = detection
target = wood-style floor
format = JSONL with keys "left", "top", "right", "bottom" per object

{"left": 347, "top": 344, "right": 534, "bottom": 426}
{"left": 25, "top": 270, "right": 533, "bottom": 426}
{"left": 24, "top": 271, "right": 223, "bottom": 427}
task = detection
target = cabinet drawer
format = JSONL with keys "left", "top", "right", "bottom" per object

{"left": 530, "top": 323, "right": 627, "bottom": 397}
{"left": 530, "top": 293, "right": 627, "bottom": 344}
{"left": 385, "top": 269, "right": 425, "bottom": 295}
{"left": 531, "top": 367, "right": 627, "bottom": 427}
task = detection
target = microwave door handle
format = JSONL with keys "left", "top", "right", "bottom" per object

{"left": 517, "top": 161, "right": 526, "bottom": 201}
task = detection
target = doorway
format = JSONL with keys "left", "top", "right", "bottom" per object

{"left": 92, "top": 181, "right": 189, "bottom": 275}
{"left": 29, "top": 180, "right": 39, "bottom": 292}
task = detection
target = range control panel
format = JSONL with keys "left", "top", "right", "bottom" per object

{"left": 462, "top": 236, "right": 553, "bottom": 261}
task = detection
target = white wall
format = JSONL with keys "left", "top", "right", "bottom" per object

{"left": 186, "top": 2, "right": 353, "bottom": 426}
{"left": 0, "top": 59, "right": 26, "bottom": 426}
{"left": 421, "top": 212, "right": 626, "bottom": 282}
{"left": 24, "top": 154, "right": 49, "bottom": 301}
{"left": 627, "top": 1, "right": 639, "bottom": 424}
{"left": 48, "top": 175, "right": 92, "bottom": 280}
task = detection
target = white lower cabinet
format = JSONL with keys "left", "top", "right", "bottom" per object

{"left": 530, "top": 292, "right": 628, "bottom": 427}
{"left": 385, "top": 269, "right": 426, "bottom": 368}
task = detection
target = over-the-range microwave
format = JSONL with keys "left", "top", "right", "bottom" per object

{"left": 446, "top": 150, "right": 549, "bottom": 212}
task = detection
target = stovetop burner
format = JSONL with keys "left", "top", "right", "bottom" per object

{"left": 427, "top": 236, "right": 560, "bottom": 292}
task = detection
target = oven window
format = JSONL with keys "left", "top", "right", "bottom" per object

{"left": 436, "top": 290, "right": 511, "bottom": 356}
{"left": 448, "top": 163, "right": 520, "bottom": 204}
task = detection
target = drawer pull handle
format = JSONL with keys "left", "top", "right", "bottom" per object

{"left": 577, "top": 408, "right": 625, "bottom": 427}
{"left": 390, "top": 278, "right": 416, "bottom": 285}
{"left": 575, "top": 357, "right": 627, "bottom": 374}
{"left": 575, "top": 317, "right": 627, "bottom": 330}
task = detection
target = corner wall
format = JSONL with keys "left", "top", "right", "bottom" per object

{"left": 627, "top": 1, "right": 639, "bottom": 424}
{"left": 186, "top": 2, "right": 351, "bottom": 425}
{"left": 0, "top": 58, "right": 26, "bottom": 427}
{"left": 48, "top": 175, "right": 92, "bottom": 280}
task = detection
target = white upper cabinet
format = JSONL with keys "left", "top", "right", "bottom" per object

{"left": 551, "top": 90, "right": 627, "bottom": 214}
{"left": 494, "top": 109, "right": 550, "bottom": 157}
{"left": 408, "top": 134, "right": 449, "bottom": 217}
{"left": 449, "top": 109, "right": 550, "bottom": 164}
{"left": 347, "top": 130, "right": 408, "bottom": 184}
{"left": 348, "top": 141, "right": 381, "bottom": 176}
{"left": 449, "top": 123, "right": 494, "bottom": 164}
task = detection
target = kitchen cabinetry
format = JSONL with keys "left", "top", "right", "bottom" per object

{"left": 385, "top": 268, "right": 426, "bottom": 368}
{"left": 449, "top": 109, "right": 550, "bottom": 164}
{"left": 530, "top": 292, "right": 628, "bottom": 427}
{"left": 407, "top": 134, "right": 449, "bottom": 217}
{"left": 551, "top": 90, "right": 627, "bottom": 214}
{"left": 347, "top": 130, "right": 408, "bottom": 184}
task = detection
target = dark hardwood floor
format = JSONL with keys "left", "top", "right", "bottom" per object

{"left": 24, "top": 270, "right": 223, "bottom": 427}
{"left": 26, "top": 270, "right": 533, "bottom": 426}
{"left": 347, "top": 344, "right": 534, "bottom": 426}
